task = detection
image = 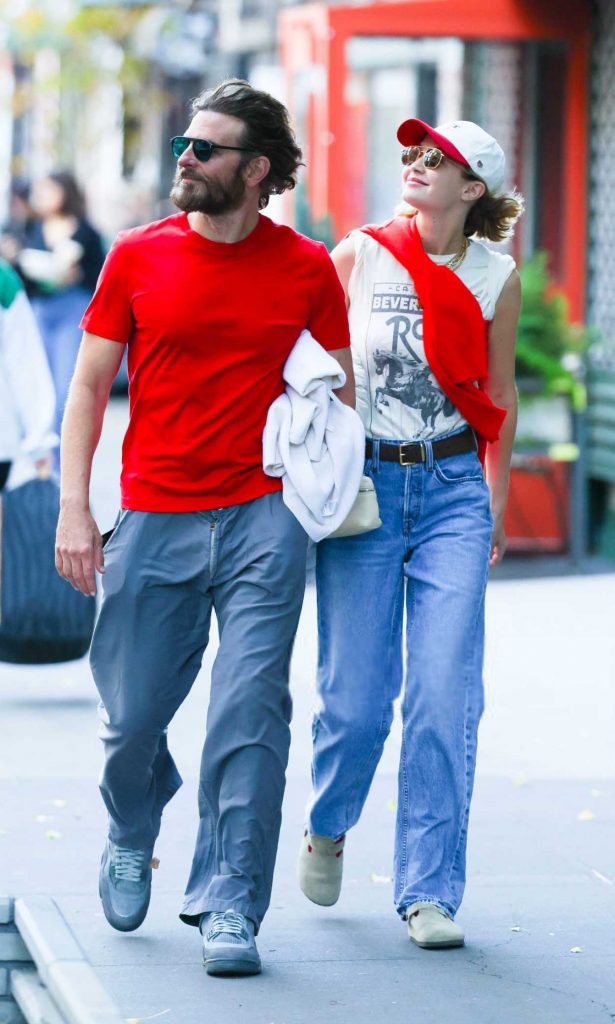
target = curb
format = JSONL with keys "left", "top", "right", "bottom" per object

{"left": 1, "top": 896, "right": 124, "bottom": 1024}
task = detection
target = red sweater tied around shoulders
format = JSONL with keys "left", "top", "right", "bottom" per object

{"left": 360, "top": 216, "right": 506, "bottom": 461}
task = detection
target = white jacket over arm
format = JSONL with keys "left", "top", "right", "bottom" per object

{"left": 0, "top": 261, "right": 58, "bottom": 464}
{"left": 263, "top": 329, "right": 364, "bottom": 541}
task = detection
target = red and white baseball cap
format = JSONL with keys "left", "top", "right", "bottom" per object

{"left": 397, "top": 118, "right": 506, "bottom": 195}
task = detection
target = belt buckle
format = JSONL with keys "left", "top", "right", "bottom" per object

{"left": 399, "top": 442, "right": 425, "bottom": 466}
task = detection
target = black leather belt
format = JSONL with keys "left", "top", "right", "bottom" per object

{"left": 366, "top": 428, "right": 476, "bottom": 466}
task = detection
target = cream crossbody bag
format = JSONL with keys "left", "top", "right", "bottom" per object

{"left": 328, "top": 474, "right": 382, "bottom": 539}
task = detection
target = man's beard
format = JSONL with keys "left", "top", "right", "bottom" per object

{"left": 170, "top": 165, "right": 247, "bottom": 215}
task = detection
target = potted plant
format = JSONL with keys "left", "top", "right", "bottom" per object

{"left": 505, "top": 252, "right": 590, "bottom": 554}
{"left": 514, "top": 251, "right": 588, "bottom": 444}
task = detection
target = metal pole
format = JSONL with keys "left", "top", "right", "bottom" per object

{"left": 570, "top": 400, "right": 588, "bottom": 566}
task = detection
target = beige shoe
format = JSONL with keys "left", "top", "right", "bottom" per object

{"left": 406, "top": 902, "right": 465, "bottom": 949}
{"left": 298, "top": 829, "right": 345, "bottom": 906}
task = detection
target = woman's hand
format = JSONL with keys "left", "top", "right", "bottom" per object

{"left": 489, "top": 511, "right": 507, "bottom": 566}
{"left": 34, "top": 455, "right": 54, "bottom": 478}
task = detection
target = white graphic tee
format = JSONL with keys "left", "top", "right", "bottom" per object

{"left": 348, "top": 230, "right": 515, "bottom": 442}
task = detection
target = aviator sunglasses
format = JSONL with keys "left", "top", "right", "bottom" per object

{"left": 171, "top": 135, "right": 256, "bottom": 162}
{"left": 401, "top": 145, "right": 447, "bottom": 169}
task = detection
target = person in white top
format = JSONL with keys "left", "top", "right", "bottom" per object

{"left": 0, "top": 258, "right": 57, "bottom": 491}
{"left": 298, "top": 119, "right": 523, "bottom": 949}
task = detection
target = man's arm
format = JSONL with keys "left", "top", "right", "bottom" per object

{"left": 484, "top": 270, "right": 521, "bottom": 566}
{"left": 55, "top": 333, "right": 124, "bottom": 596}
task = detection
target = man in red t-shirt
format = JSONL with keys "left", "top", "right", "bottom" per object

{"left": 55, "top": 79, "right": 352, "bottom": 976}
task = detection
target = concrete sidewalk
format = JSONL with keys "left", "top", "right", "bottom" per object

{"left": 1, "top": 399, "right": 614, "bottom": 1022}
{"left": 1, "top": 574, "right": 614, "bottom": 1024}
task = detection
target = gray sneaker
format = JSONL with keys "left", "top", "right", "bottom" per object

{"left": 99, "top": 839, "right": 154, "bottom": 932}
{"left": 200, "top": 910, "right": 261, "bottom": 976}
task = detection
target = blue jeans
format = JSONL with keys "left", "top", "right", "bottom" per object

{"left": 32, "top": 286, "right": 91, "bottom": 439}
{"left": 310, "top": 434, "right": 493, "bottom": 919}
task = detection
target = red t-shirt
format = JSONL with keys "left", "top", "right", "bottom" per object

{"left": 81, "top": 213, "right": 350, "bottom": 511}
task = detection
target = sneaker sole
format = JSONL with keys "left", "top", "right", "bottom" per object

{"left": 204, "top": 957, "right": 262, "bottom": 977}
{"left": 298, "top": 884, "right": 340, "bottom": 908}
{"left": 409, "top": 935, "right": 465, "bottom": 949}
{"left": 98, "top": 880, "right": 151, "bottom": 932}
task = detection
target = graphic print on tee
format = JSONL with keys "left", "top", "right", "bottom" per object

{"left": 367, "top": 281, "right": 456, "bottom": 439}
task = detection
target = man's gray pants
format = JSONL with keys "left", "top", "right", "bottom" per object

{"left": 89, "top": 492, "right": 308, "bottom": 933}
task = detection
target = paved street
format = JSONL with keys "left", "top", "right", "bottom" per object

{"left": 1, "top": 395, "right": 614, "bottom": 1023}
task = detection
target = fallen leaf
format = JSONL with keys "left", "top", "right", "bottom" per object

{"left": 45, "top": 830, "right": 62, "bottom": 841}
{"left": 577, "top": 809, "right": 596, "bottom": 822}
{"left": 370, "top": 873, "right": 392, "bottom": 884}
{"left": 570, "top": 947, "right": 583, "bottom": 954}
{"left": 590, "top": 869, "right": 613, "bottom": 886}
{"left": 126, "top": 1012, "right": 171, "bottom": 1023}
{"left": 387, "top": 799, "right": 397, "bottom": 812}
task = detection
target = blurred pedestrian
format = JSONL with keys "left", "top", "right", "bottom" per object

{"left": 299, "top": 119, "right": 523, "bottom": 949}
{"left": 16, "top": 171, "right": 105, "bottom": 438}
{"left": 0, "top": 178, "right": 36, "bottom": 271}
{"left": 54, "top": 79, "right": 352, "bottom": 975}
{"left": 0, "top": 257, "right": 57, "bottom": 490}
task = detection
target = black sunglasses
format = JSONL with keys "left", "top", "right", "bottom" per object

{"left": 170, "top": 136, "right": 256, "bottom": 163}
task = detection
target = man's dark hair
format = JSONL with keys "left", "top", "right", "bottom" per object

{"left": 190, "top": 79, "right": 303, "bottom": 210}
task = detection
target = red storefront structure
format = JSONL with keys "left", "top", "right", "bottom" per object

{"left": 279, "top": 0, "right": 590, "bottom": 322}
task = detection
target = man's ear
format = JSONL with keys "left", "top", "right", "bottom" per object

{"left": 462, "top": 178, "right": 486, "bottom": 204}
{"left": 243, "top": 154, "right": 271, "bottom": 189}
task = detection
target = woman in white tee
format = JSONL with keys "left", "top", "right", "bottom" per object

{"left": 299, "top": 119, "right": 523, "bottom": 949}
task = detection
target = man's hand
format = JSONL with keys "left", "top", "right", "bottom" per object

{"left": 55, "top": 505, "right": 104, "bottom": 597}
{"left": 489, "top": 512, "right": 507, "bottom": 567}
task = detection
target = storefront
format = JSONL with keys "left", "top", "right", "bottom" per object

{"left": 279, "top": 0, "right": 590, "bottom": 320}
{"left": 278, "top": 0, "right": 607, "bottom": 557}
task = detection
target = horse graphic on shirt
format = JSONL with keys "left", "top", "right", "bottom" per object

{"left": 373, "top": 350, "right": 455, "bottom": 430}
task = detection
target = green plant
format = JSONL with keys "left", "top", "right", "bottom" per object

{"left": 516, "top": 252, "right": 589, "bottom": 407}
{"left": 293, "top": 183, "right": 335, "bottom": 249}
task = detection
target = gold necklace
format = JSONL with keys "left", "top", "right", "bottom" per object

{"left": 416, "top": 237, "right": 469, "bottom": 310}
{"left": 445, "top": 236, "right": 469, "bottom": 271}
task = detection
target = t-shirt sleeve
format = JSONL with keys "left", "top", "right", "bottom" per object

{"left": 79, "top": 232, "right": 134, "bottom": 343}
{"left": 489, "top": 251, "right": 516, "bottom": 305}
{"left": 306, "top": 243, "right": 351, "bottom": 352}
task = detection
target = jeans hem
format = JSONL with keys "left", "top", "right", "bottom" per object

{"left": 306, "top": 815, "right": 348, "bottom": 842}
{"left": 397, "top": 896, "right": 457, "bottom": 920}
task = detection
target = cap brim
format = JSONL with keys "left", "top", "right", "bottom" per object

{"left": 397, "top": 118, "right": 470, "bottom": 169}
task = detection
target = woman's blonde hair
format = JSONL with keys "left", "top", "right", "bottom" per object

{"left": 461, "top": 170, "right": 524, "bottom": 242}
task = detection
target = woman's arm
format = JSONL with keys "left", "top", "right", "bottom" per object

{"left": 3, "top": 286, "right": 58, "bottom": 460}
{"left": 327, "top": 235, "right": 357, "bottom": 406}
{"left": 329, "top": 235, "right": 356, "bottom": 310}
{"left": 484, "top": 269, "right": 522, "bottom": 566}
